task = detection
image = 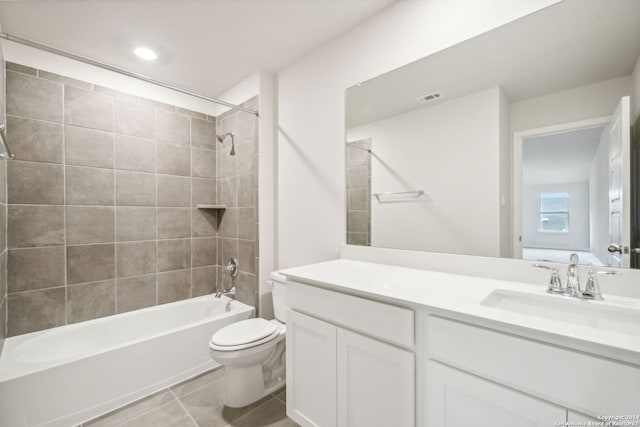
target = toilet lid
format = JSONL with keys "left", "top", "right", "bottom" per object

{"left": 211, "top": 318, "right": 278, "bottom": 347}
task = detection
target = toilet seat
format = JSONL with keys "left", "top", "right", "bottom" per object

{"left": 210, "top": 318, "right": 282, "bottom": 352}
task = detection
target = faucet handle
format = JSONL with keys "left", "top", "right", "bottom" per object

{"left": 532, "top": 264, "right": 564, "bottom": 294}
{"left": 582, "top": 270, "right": 620, "bottom": 300}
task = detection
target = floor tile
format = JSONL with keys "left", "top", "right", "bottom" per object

{"left": 85, "top": 390, "right": 175, "bottom": 427}
{"left": 226, "top": 398, "right": 299, "bottom": 427}
{"left": 120, "top": 400, "right": 198, "bottom": 427}
{"left": 176, "top": 378, "right": 273, "bottom": 427}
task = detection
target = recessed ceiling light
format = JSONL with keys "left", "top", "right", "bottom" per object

{"left": 134, "top": 47, "right": 157, "bottom": 61}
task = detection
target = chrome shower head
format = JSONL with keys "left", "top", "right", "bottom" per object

{"left": 216, "top": 132, "right": 236, "bottom": 156}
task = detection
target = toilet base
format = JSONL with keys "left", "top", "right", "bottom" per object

{"left": 219, "top": 339, "right": 286, "bottom": 408}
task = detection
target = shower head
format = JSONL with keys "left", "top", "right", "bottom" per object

{"left": 216, "top": 132, "right": 236, "bottom": 156}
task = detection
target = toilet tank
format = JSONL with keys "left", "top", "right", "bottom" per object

{"left": 271, "top": 272, "right": 287, "bottom": 323}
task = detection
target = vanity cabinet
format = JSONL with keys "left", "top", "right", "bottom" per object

{"left": 426, "top": 361, "right": 565, "bottom": 426}
{"left": 425, "top": 315, "right": 640, "bottom": 425}
{"left": 286, "top": 282, "right": 415, "bottom": 427}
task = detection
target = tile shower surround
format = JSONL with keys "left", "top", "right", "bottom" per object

{"left": 0, "top": 50, "right": 8, "bottom": 354}
{"left": 346, "top": 138, "right": 371, "bottom": 246}
{"left": 4, "top": 62, "right": 260, "bottom": 336}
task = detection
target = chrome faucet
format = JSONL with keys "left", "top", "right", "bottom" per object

{"left": 565, "top": 253, "right": 581, "bottom": 297}
{"left": 533, "top": 254, "right": 620, "bottom": 301}
{"left": 215, "top": 257, "right": 240, "bottom": 311}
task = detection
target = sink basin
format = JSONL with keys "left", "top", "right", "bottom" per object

{"left": 480, "top": 289, "right": 640, "bottom": 336}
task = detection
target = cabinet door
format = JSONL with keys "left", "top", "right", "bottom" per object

{"left": 426, "top": 361, "right": 566, "bottom": 427}
{"left": 286, "top": 310, "right": 337, "bottom": 427}
{"left": 568, "top": 411, "right": 599, "bottom": 422}
{"left": 337, "top": 328, "right": 415, "bottom": 427}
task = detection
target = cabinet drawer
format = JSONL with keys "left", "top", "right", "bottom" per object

{"left": 427, "top": 316, "right": 640, "bottom": 417}
{"left": 288, "top": 281, "right": 414, "bottom": 347}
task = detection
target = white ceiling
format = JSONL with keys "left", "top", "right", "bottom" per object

{"left": 0, "top": 0, "right": 397, "bottom": 98}
{"left": 346, "top": 0, "right": 640, "bottom": 128}
{"left": 523, "top": 126, "right": 605, "bottom": 185}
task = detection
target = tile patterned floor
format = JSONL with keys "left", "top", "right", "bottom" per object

{"left": 82, "top": 368, "right": 299, "bottom": 427}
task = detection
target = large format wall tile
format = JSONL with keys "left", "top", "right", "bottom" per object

{"left": 6, "top": 71, "right": 63, "bottom": 123}
{"left": 115, "top": 134, "right": 156, "bottom": 173}
{"left": 157, "top": 109, "right": 189, "bottom": 146}
{"left": 6, "top": 116, "right": 64, "bottom": 163}
{"left": 7, "top": 288, "right": 66, "bottom": 336}
{"left": 8, "top": 247, "right": 66, "bottom": 292}
{"left": 116, "top": 241, "right": 157, "bottom": 278}
{"left": 157, "top": 143, "right": 190, "bottom": 176}
{"left": 192, "top": 237, "right": 217, "bottom": 268}
{"left": 67, "top": 280, "right": 116, "bottom": 323}
{"left": 65, "top": 126, "right": 114, "bottom": 168}
{"left": 157, "top": 175, "right": 191, "bottom": 207}
{"left": 116, "top": 207, "right": 157, "bottom": 242}
{"left": 157, "top": 239, "right": 191, "bottom": 272}
{"left": 157, "top": 208, "right": 191, "bottom": 239}
{"left": 191, "top": 117, "right": 215, "bottom": 150}
{"left": 66, "top": 206, "right": 115, "bottom": 244}
{"left": 7, "top": 161, "right": 64, "bottom": 205}
{"left": 115, "top": 99, "right": 155, "bottom": 139}
{"left": 66, "top": 166, "right": 115, "bottom": 205}
{"left": 8, "top": 205, "right": 65, "bottom": 248}
{"left": 65, "top": 85, "right": 114, "bottom": 131}
{"left": 116, "top": 171, "right": 156, "bottom": 206}
{"left": 191, "top": 148, "right": 216, "bottom": 179}
{"left": 192, "top": 178, "right": 216, "bottom": 206}
{"left": 192, "top": 266, "right": 216, "bottom": 297}
{"left": 158, "top": 269, "right": 191, "bottom": 304}
{"left": 67, "top": 244, "right": 115, "bottom": 285}
{"left": 117, "top": 275, "right": 157, "bottom": 313}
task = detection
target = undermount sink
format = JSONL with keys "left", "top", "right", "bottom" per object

{"left": 480, "top": 289, "right": 640, "bottom": 336}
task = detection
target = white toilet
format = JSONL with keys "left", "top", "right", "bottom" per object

{"left": 209, "top": 272, "right": 287, "bottom": 408}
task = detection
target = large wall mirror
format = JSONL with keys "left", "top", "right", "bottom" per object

{"left": 345, "top": 0, "right": 640, "bottom": 268}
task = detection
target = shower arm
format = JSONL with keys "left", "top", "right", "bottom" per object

{"left": 217, "top": 132, "right": 236, "bottom": 156}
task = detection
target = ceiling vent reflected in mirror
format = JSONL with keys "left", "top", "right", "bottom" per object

{"left": 416, "top": 92, "right": 441, "bottom": 104}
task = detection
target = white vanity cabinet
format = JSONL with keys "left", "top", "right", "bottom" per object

{"left": 425, "top": 315, "right": 640, "bottom": 425}
{"left": 286, "top": 281, "right": 415, "bottom": 427}
{"left": 426, "top": 361, "right": 565, "bottom": 427}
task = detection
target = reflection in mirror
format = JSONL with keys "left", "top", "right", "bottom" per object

{"left": 345, "top": 0, "right": 640, "bottom": 268}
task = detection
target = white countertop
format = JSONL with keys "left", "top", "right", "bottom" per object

{"left": 280, "top": 259, "right": 640, "bottom": 365}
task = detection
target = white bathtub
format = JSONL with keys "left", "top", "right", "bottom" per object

{"left": 0, "top": 295, "right": 254, "bottom": 427}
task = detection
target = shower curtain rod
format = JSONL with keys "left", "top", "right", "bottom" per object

{"left": 0, "top": 32, "right": 259, "bottom": 117}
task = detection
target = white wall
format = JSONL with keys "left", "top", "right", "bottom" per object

{"left": 347, "top": 88, "right": 502, "bottom": 257}
{"left": 277, "top": 0, "right": 561, "bottom": 269}
{"left": 589, "top": 127, "right": 611, "bottom": 265}
{"left": 511, "top": 76, "right": 632, "bottom": 133}
{"left": 522, "top": 182, "right": 590, "bottom": 251}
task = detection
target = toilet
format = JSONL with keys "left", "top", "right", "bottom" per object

{"left": 209, "top": 272, "right": 287, "bottom": 408}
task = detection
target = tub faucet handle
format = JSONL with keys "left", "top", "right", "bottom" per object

{"left": 225, "top": 257, "right": 239, "bottom": 278}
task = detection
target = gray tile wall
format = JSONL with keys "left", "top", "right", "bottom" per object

{"left": 216, "top": 98, "right": 260, "bottom": 312}
{"left": 0, "top": 49, "right": 7, "bottom": 354}
{"left": 4, "top": 62, "right": 260, "bottom": 336}
{"left": 346, "top": 138, "right": 371, "bottom": 246}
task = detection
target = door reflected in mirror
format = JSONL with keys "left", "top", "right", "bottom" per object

{"left": 345, "top": 0, "right": 640, "bottom": 268}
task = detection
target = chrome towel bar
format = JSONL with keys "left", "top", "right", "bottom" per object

{"left": 373, "top": 190, "right": 424, "bottom": 203}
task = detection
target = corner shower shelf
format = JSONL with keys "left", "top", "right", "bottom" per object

{"left": 196, "top": 204, "right": 227, "bottom": 210}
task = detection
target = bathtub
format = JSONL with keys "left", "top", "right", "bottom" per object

{"left": 0, "top": 295, "right": 254, "bottom": 427}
